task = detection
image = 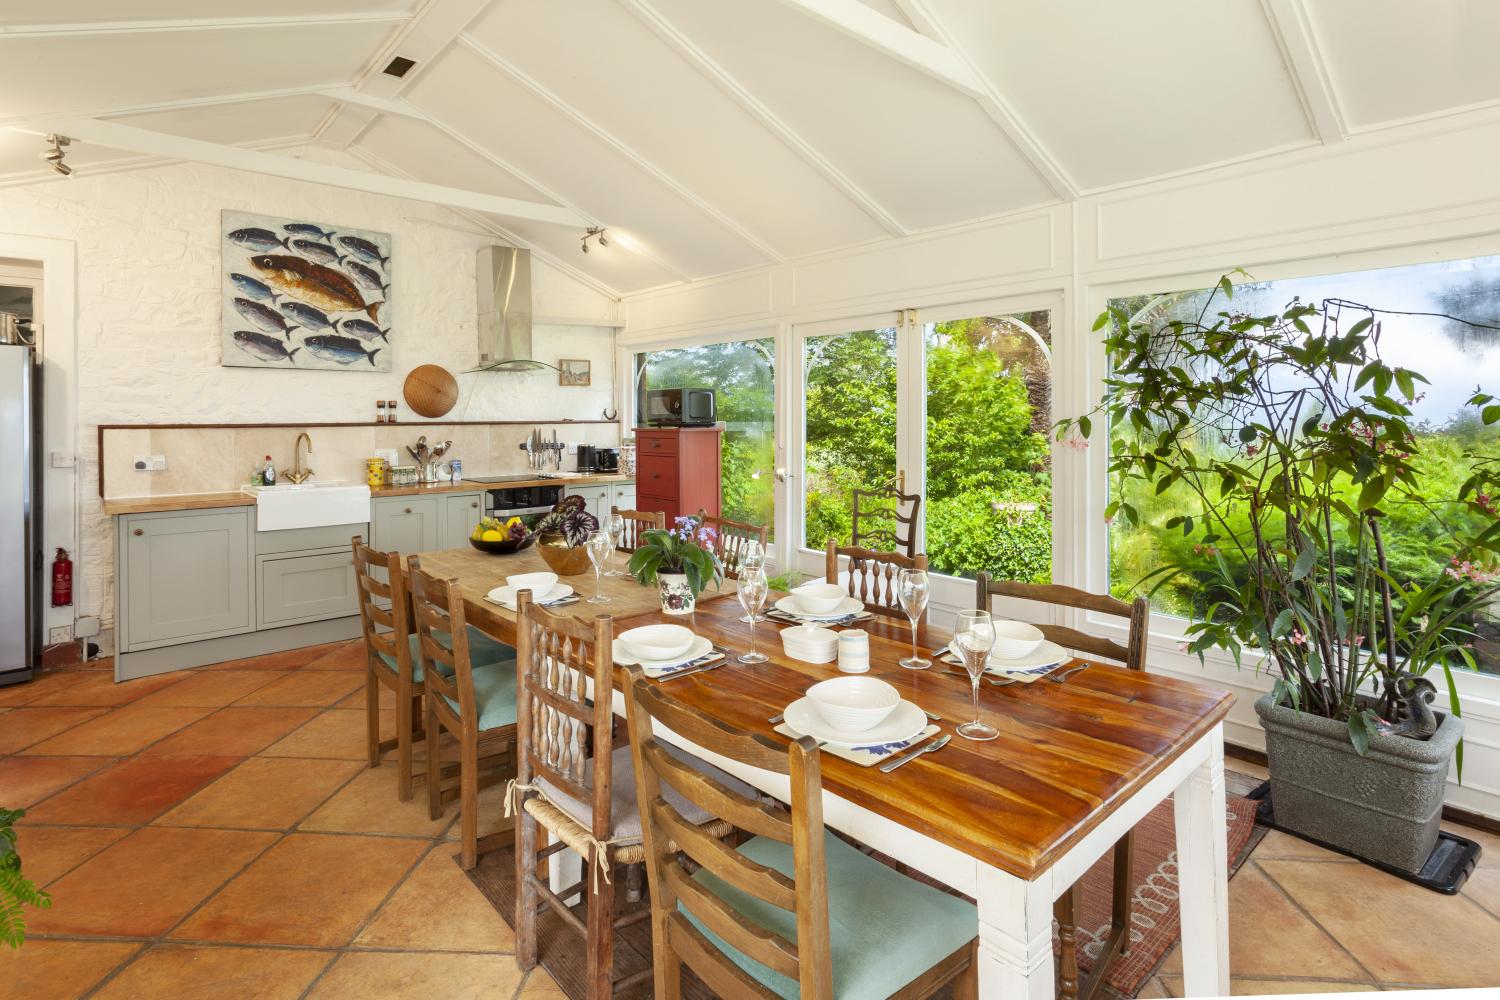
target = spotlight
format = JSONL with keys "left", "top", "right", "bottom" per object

{"left": 581, "top": 226, "right": 607, "bottom": 254}
{"left": 41, "top": 135, "right": 73, "bottom": 177}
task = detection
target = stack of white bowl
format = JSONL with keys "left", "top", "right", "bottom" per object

{"left": 779, "top": 623, "right": 839, "bottom": 664}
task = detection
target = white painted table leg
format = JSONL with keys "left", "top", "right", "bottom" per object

{"left": 975, "top": 864, "right": 1054, "bottom": 1000}
{"left": 548, "top": 831, "right": 583, "bottom": 905}
{"left": 1173, "top": 724, "right": 1230, "bottom": 998}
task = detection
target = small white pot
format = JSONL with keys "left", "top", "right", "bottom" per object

{"left": 658, "top": 572, "right": 695, "bottom": 616}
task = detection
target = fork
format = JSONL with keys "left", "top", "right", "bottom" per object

{"left": 1044, "top": 664, "right": 1089, "bottom": 685}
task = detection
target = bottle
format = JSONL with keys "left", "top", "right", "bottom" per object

{"left": 250, "top": 463, "right": 263, "bottom": 487}
{"left": 263, "top": 455, "right": 276, "bottom": 486}
{"left": 387, "top": 399, "right": 398, "bottom": 424}
{"left": 376, "top": 400, "right": 387, "bottom": 424}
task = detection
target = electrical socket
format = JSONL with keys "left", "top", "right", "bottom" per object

{"left": 132, "top": 454, "right": 167, "bottom": 472}
{"left": 75, "top": 616, "right": 101, "bottom": 639}
{"left": 50, "top": 451, "right": 76, "bottom": 468}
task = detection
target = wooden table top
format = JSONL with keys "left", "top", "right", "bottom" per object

{"left": 411, "top": 546, "right": 1234, "bottom": 880}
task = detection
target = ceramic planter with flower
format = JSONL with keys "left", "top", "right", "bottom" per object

{"left": 628, "top": 516, "right": 724, "bottom": 615}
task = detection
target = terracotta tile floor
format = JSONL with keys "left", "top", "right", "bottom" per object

{"left": 3, "top": 642, "right": 1499, "bottom": 998}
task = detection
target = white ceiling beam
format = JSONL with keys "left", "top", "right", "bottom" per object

{"left": 616, "top": 0, "right": 906, "bottom": 237}
{"left": 0, "top": 13, "right": 405, "bottom": 37}
{"left": 0, "top": 83, "right": 347, "bottom": 131}
{"left": 458, "top": 34, "right": 786, "bottom": 265}
{"left": 769, "top": 0, "right": 985, "bottom": 98}
{"left": 887, "top": 0, "right": 1077, "bottom": 200}
{"left": 16, "top": 118, "right": 589, "bottom": 226}
{"left": 1259, "top": 0, "right": 1347, "bottom": 144}
{"left": 0, "top": 135, "right": 312, "bottom": 191}
{"left": 315, "top": 87, "right": 430, "bottom": 122}
{"left": 316, "top": 0, "right": 493, "bottom": 149}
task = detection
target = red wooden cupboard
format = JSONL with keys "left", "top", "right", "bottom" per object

{"left": 633, "top": 427, "right": 722, "bottom": 525}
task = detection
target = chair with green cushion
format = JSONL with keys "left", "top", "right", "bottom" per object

{"left": 352, "top": 537, "right": 429, "bottom": 802}
{"left": 621, "top": 668, "right": 979, "bottom": 1000}
{"left": 408, "top": 555, "right": 519, "bottom": 871}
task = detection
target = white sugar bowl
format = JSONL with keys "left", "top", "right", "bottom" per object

{"left": 780, "top": 624, "right": 839, "bottom": 664}
{"left": 836, "top": 629, "right": 871, "bottom": 673}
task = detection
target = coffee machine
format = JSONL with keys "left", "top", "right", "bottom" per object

{"left": 595, "top": 448, "right": 620, "bottom": 472}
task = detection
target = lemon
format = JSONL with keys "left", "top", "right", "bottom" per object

{"left": 481, "top": 529, "right": 505, "bottom": 542}
{"left": 471, "top": 526, "right": 484, "bottom": 541}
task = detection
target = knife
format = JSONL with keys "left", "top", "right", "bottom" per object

{"left": 879, "top": 734, "right": 951, "bottom": 773}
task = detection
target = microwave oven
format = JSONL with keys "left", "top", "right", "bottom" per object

{"left": 645, "top": 388, "right": 716, "bottom": 427}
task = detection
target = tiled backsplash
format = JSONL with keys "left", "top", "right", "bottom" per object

{"left": 100, "top": 422, "right": 623, "bottom": 498}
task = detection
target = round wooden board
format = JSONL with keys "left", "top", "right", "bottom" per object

{"left": 403, "top": 364, "right": 459, "bottom": 418}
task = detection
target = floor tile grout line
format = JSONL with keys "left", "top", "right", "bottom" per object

{"left": 33, "top": 929, "right": 519, "bottom": 957}
{"left": 69, "top": 941, "right": 151, "bottom": 1000}
{"left": 1249, "top": 857, "right": 1383, "bottom": 984}
{"left": 3, "top": 753, "right": 121, "bottom": 818}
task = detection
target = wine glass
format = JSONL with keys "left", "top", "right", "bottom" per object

{"left": 585, "top": 530, "right": 612, "bottom": 604}
{"left": 604, "top": 513, "right": 628, "bottom": 576}
{"left": 898, "top": 569, "right": 930, "bottom": 669}
{"left": 738, "top": 540, "right": 767, "bottom": 623}
{"left": 953, "top": 610, "right": 999, "bottom": 741}
{"left": 738, "top": 566, "right": 769, "bottom": 664}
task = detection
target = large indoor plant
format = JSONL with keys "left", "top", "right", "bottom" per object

{"left": 1059, "top": 274, "right": 1500, "bottom": 872}
{"left": 2, "top": 806, "right": 50, "bottom": 947}
{"left": 628, "top": 516, "right": 724, "bottom": 615}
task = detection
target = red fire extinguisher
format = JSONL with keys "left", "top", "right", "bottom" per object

{"left": 51, "top": 548, "right": 73, "bottom": 608}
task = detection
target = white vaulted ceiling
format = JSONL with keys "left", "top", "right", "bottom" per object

{"left": 2, "top": 0, "right": 1499, "bottom": 295}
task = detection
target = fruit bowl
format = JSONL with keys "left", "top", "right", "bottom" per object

{"left": 468, "top": 533, "right": 536, "bottom": 555}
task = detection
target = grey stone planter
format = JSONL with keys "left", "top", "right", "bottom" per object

{"left": 1255, "top": 692, "right": 1462, "bottom": 874}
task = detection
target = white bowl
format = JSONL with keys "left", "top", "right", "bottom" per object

{"left": 991, "top": 620, "right": 1045, "bottom": 660}
{"left": 792, "top": 582, "right": 848, "bottom": 615}
{"left": 806, "top": 676, "right": 900, "bottom": 733}
{"left": 506, "top": 572, "right": 559, "bottom": 600}
{"left": 619, "top": 624, "right": 696, "bottom": 663}
{"left": 780, "top": 624, "right": 839, "bottom": 664}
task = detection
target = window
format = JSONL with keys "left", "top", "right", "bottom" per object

{"left": 634, "top": 338, "right": 775, "bottom": 535}
{"left": 922, "top": 312, "right": 1052, "bottom": 582}
{"left": 1106, "top": 258, "right": 1500, "bottom": 672}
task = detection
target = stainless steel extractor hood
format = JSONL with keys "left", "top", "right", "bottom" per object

{"left": 475, "top": 246, "right": 552, "bottom": 372}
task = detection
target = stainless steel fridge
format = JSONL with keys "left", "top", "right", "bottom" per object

{"left": 0, "top": 343, "right": 40, "bottom": 687}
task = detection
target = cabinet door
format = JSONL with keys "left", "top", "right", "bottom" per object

{"left": 122, "top": 509, "right": 253, "bottom": 648}
{"left": 611, "top": 484, "right": 636, "bottom": 512}
{"left": 259, "top": 549, "right": 358, "bottom": 628}
{"left": 371, "top": 496, "right": 440, "bottom": 553}
{"left": 567, "top": 485, "right": 610, "bottom": 524}
{"left": 441, "top": 493, "right": 484, "bottom": 549}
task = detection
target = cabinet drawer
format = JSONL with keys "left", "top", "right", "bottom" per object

{"left": 637, "top": 455, "right": 679, "bottom": 497}
{"left": 259, "top": 549, "right": 359, "bottom": 628}
{"left": 636, "top": 432, "right": 678, "bottom": 458}
{"left": 635, "top": 493, "right": 677, "bottom": 520}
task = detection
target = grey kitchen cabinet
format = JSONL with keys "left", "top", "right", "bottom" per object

{"left": 566, "top": 484, "right": 610, "bottom": 525}
{"left": 119, "top": 507, "right": 254, "bottom": 650}
{"left": 258, "top": 549, "right": 360, "bottom": 628}
{"left": 371, "top": 495, "right": 440, "bottom": 552}
{"left": 440, "top": 492, "right": 485, "bottom": 549}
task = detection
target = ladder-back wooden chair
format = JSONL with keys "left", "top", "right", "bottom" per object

{"left": 622, "top": 667, "right": 979, "bottom": 999}
{"left": 975, "top": 572, "right": 1149, "bottom": 1000}
{"left": 826, "top": 541, "right": 928, "bottom": 622}
{"left": 513, "top": 591, "right": 752, "bottom": 999}
{"left": 611, "top": 507, "right": 665, "bottom": 553}
{"left": 352, "top": 537, "right": 426, "bottom": 802}
{"left": 850, "top": 481, "right": 922, "bottom": 559}
{"left": 697, "top": 510, "right": 768, "bottom": 579}
{"left": 408, "top": 556, "right": 519, "bottom": 870}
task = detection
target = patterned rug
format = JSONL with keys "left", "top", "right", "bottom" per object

{"left": 462, "top": 794, "right": 1259, "bottom": 999}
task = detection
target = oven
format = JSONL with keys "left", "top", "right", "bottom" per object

{"left": 483, "top": 484, "right": 563, "bottom": 519}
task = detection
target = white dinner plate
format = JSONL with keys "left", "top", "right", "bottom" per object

{"left": 985, "top": 639, "right": 1068, "bottom": 675}
{"left": 783, "top": 697, "right": 927, "bottom": 747}
{"left": 486, "top": 583, "right": 574, "bottom": 609}
{"left": 612, "top": 634, "right": 713, "bottom": 669}
{"left": 773, "top": 595, "right": 865, "bottom": 621}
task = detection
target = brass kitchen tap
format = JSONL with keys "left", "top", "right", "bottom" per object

{"left": 285, "top": 432, "right": 314, "bottom": 484}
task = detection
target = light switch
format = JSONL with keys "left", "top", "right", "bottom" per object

{"left": 132, "top": 455, "right": 167, "bottom": 472}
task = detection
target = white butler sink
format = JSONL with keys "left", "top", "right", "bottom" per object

{"left": 244, "top": 482, "right": 372, "bottom": 532}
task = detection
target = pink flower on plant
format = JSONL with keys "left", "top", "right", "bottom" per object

{"left": 1064, "top": 435, "right": 1090, "bottom": 451}
{"left": 1290, "top": 629, "right": 1308, "bottom": 647}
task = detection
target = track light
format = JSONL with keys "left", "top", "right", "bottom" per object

{"left": 42, "top": 135, "right": 73, "bottom": 177}
{"left": 581, "top": 227, "right": 607, "bottom": 254}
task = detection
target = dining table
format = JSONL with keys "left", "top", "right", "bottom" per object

{"left": 411, "top": 546, "right": 1234, "bottom": 1000}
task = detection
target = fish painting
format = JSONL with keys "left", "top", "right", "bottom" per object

{"left": 343, "top": 259, "right": 388, "bottom": 297}
{"left": 232, "top": 331, "right": 299, "bottom": 364}
{"left": 222, "top": 210, "right": 391, "bottom": 372}
{"left": 227, "top": 227, "right": 290, "bottom": 252}
{"left": 303, "top": 334, "right": 381, "bottom": 367}
{"left": 335, "top": 317, "right": 389, "bottom": 343}
{"left": 229, "top": 273, "right": 278, "bottom": 303}
{"left": 281, "top": 301, "right": 336, "bottom": 333}
{"left": 247, "top": 254, "right": 382, "bottom": 324}
{"left": 337, "top": 235, "right": 389, "bottom": 268}
{"left": 289, "top": 239, "right": 345, "bottom": 266}
{"left": 283, "top": 223, "right": 335, "bottom": 241}
{"left": 233, "top": 297, "right": 291, "bottom": 337}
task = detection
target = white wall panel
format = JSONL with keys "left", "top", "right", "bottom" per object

{"left": 624, "top": 270, "right": 774, "bottom": 337}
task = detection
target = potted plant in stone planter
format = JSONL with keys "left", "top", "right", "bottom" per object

{"left": 2, "top": 806, "right": 51, "bottom": 947}
{"left": 628, "top": 516, "right": 723, "bottom": 616}
{"left": 1059, "top": 274, "right": 1500, "bottom": 873}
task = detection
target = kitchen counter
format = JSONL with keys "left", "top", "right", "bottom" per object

{"left": 101, "top": 474, "right": 637, "bottom": 516}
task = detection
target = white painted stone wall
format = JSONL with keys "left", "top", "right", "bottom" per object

{"left": 0, "top": 146, "right": 620, "bottom": 628}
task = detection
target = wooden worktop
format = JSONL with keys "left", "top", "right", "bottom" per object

{"left": 101, "top": 474, "right": 636, "bottom": 516}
